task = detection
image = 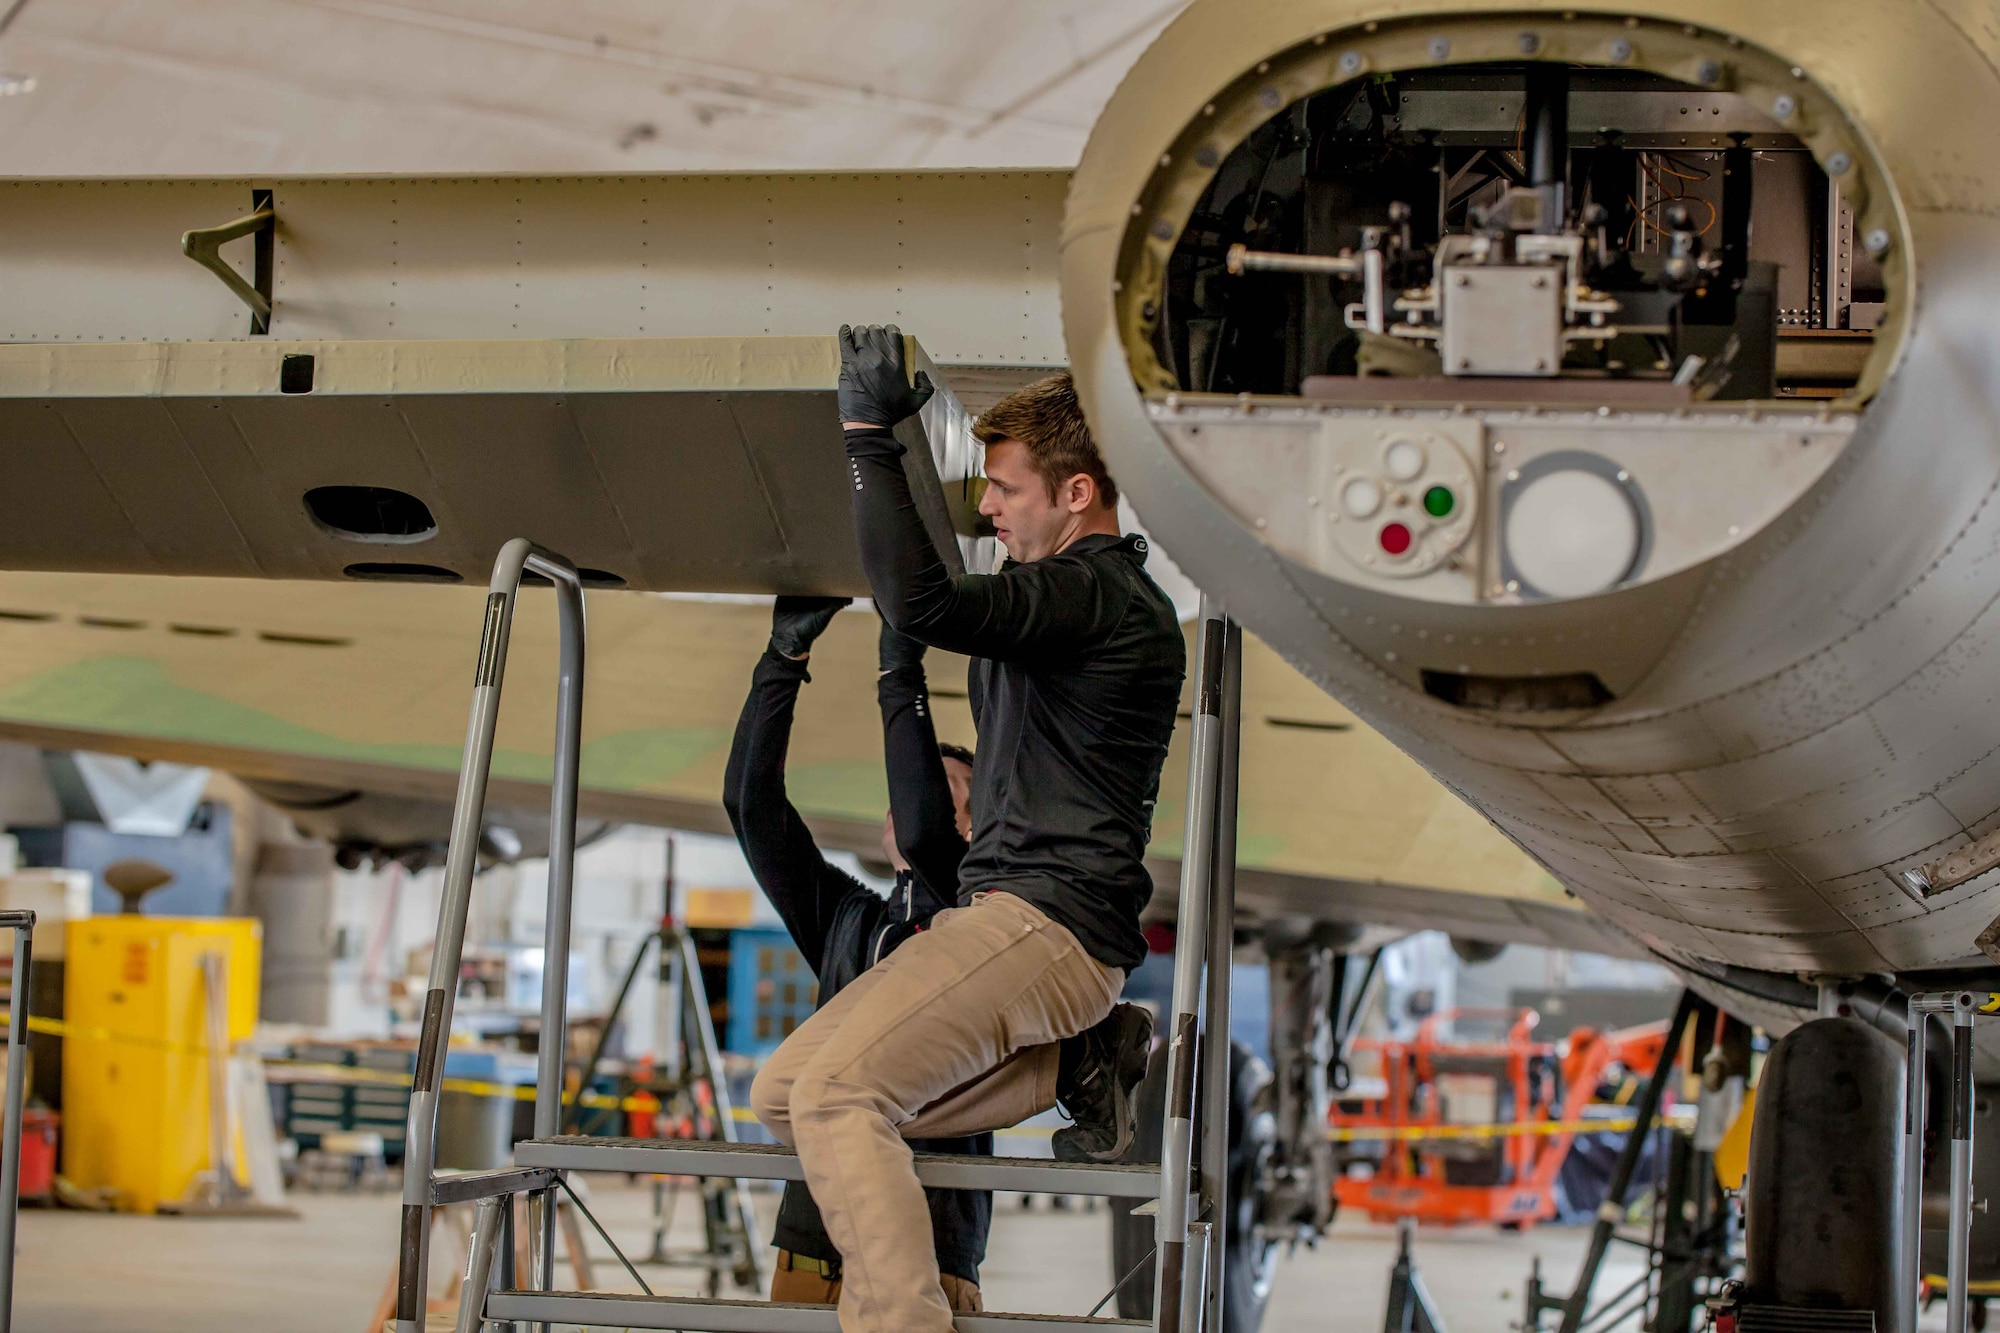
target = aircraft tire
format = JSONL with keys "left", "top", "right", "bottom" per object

{"left": 1742, "top": 1016, "right": 1902, "bottom": 1329}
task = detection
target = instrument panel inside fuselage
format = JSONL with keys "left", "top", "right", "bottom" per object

{"left": 1153, "top": 65, "right": 1878, "bottom": 406}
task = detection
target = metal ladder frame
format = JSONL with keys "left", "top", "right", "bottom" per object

{"left": 0, "top": 909, "right": 34, "bottom": 1333}
{"left": 1905, "top": 989, "right": 1987, "bottom": 1333}
{"left": 395, "top": 538, "right": 587, "bottom": 1333}
{"left": 394, "top": 544, "right": 1243, "bottom": 1333}
{"left": 1153, "top": 595, "right": 1243, "bottom": 1333}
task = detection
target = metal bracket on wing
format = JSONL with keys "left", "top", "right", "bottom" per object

{"left": 181, "top": 191, "right": 274, "bottom": 333}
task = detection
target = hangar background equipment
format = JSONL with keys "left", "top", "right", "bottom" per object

{"left": 6, "top": 0, "right": 2000, "bottom": 1328}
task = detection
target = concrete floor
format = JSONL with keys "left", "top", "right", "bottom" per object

{"left": 15, "top": 1176, "right": 1652, "bottom": 1333}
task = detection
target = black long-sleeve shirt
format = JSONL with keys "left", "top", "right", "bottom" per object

{"left": 721, "top": 645, "right": 989, "bottom": 1280}
{"left": 843, "top": 425, "right": 1186, "bottom": 971}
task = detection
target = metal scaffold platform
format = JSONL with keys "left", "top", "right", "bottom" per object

{"left": 393, "top": 541, "right": 1251, "bottom": 1333}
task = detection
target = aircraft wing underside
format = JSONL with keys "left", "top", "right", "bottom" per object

{"left": 0, "top": 568, "right": 1613, "bottom": 955}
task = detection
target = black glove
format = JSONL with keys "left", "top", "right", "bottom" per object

{"left": 769, "top": 595, "right": 851, "bottom": 660}
{"left": 838, "top": 323, "right": 935, "bottom": 427}
{"left": 878, "top": 619, "right": 927, "bottom": 676}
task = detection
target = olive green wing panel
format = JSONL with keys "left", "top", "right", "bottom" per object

{"left": 0, "top": 570, "right": 1610, "bottom": 950}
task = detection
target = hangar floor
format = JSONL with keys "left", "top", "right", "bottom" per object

{"left": 15, "top": 1174, "right": 1652, "bottom": 1332}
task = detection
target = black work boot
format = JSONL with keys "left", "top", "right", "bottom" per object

{"left": 1052, "top": 1003, "right": 1154, "bottom": 1163}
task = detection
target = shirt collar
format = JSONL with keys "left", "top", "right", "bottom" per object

{"left": 1000, "top": 531, "right": 1150, "bottom": 571}
{"left": 1062, "top": 532, "right": 1149, "bottom": 561}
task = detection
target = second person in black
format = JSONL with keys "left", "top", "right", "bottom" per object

{"left": 721, "top": 595, "right": 990, "bottom": 1311}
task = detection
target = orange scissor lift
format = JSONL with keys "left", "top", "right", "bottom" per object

{"left": 1330, "top": 1007, "right": 1670, "bottom": 1229}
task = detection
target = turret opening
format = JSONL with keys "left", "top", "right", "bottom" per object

{"left": 1152, "top": 61, "right": 1880, "bottom": 405}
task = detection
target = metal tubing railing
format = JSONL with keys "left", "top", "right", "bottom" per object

{"left": 456, "top": 1196, "right": 507, "bottom": 1332}
{"left": 1909, "top": 989, "right": 1990, "bottom": 1333}
{"left": 1903, "top": 1000, "right": 1928, "bottom": 1333}
{"left": 1951, "top": 995, "right": 1976, "bottom": 1333}
{"left": 532, "top": 567, "right": 585, "bottom": 1302}
{"left": 0, "top": 909, "right": 34, "bottom": 1333}
{"left": 395, "top": 539, "right": 587, "bottom": 1333}
{"left": 1154, "top": 594, "right": 1230, "bottom": 1333}
{"left": 1199, "top": 621, "right": 1242, "bottom": 1333}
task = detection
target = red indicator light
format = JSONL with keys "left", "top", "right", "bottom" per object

{"left": 1379, "top": 522, "right": 1413, "bottom": 556}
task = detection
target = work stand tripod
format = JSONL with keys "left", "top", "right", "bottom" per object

{"left": 565, "top": 879, "right": 762, "bottom": 1296}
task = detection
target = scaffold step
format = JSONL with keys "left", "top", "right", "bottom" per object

{"left": 483, "top": 1290, "right": 1148, "bottom": 1333}
{"left": 513, "top": 1135, "right": 1159, "bottom": 1197}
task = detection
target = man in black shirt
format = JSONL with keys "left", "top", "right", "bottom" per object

{"left": 751, "top": 330, "right": 1185, "bottom": 1333}
{"left": 722, "top": 597, "right": 991, "bottom": 1311}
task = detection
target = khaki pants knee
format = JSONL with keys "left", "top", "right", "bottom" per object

{"left": 754, "top": 892, "right": 1123, "bottom": 1333}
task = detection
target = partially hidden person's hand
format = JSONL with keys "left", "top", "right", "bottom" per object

{"left": 838, "top": 323, "right": 935, "bottom": 428}
{"left": 770, "top": 595, "right": 852, "bottom": 660}
{"left": 878, "top": 618, "right": 927, "bottom": 676}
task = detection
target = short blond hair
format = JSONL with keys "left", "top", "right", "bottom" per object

{"left": 971, "top": 372, "right": 1118, "bottom": 508}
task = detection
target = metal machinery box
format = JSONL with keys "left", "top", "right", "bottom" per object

{"left": 1438, "top": 264, "right": 1565, "bottom": 377}
{"left": 13, "top": 806, "right": 234, "bottom": 917}
{"left": 277, "top": 1042, "right": 415, "bottom": 1162}
{"left": 62, "top": 916, "right": 261, "bottom": 1213}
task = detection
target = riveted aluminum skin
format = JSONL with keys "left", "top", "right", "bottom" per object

{"left": 1064, "top": 1, "right": 2000, "bottom": 992}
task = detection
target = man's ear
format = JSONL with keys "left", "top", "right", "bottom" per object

{"left": 1064, "top": 473, "right": 1098, "bottom": 515}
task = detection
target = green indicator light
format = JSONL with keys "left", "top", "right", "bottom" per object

{"left": 1423, "top": 485, "right": 1455, "bottom": 518}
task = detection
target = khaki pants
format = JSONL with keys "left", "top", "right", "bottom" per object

{"left": 769, "top": 1250, "right": 982, "bottom": 1312}
{"left": 752, "top": 892, "right": 1123, "bottom": 1333}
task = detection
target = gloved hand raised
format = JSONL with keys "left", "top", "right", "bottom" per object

{"left": 878, "top": 618, "right": 927, "bottom": 676}
{"left": 838, "top": 323, "right": 935, "bottom": 428}
{"left": 770, "top": 595, "right": 852, "bottom": 660}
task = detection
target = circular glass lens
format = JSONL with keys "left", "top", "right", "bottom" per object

{"left": 1423, "top": 485, "right": 1455, "bottom": 518}
{"left": 1341, "top": 477, "right": 1383, "bottom": 519}
{"left": 1505, "top": 469, "right": 1640, "bottom": 597}
{"left": 1384, "top": 439, "right": 1427, "bottom": 482}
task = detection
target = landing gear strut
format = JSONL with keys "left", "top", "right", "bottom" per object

{"left": 1254, "top": 922, "right": 1342, "bottom": 1252}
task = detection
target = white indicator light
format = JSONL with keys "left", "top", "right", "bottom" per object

{"left": 1341, "top": 477, "right": 1384, "bottom": 519}
{"left": 1384, "top": 439, "right": 1427, "bottom": 481}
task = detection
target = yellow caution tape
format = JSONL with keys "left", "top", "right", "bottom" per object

{"left": 1327, "top": 1116, "right": 1639, "bottom": 1143}
{"left": 273, "top": 1060, "right": 634, "bottom": 1110}
{"left": 3, "top": 1009, "right": 1040, "bottom": 1135}
{"left": 14, "top": 1011, "right": 213, "bottom": 1058}
{"left": 6, "top": 1010, "right": 639, "bottom": 1112}
{"left": 0, "top": 1010, "right": 1199, "bottom": 1146}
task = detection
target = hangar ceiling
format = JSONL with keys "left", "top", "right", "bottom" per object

{"left": 0, "top": 0, "right": 1185, "bottom": 173}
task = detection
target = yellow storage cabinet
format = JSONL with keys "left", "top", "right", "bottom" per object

{"left": 62, "top": 916, "right": 261, "bottom": 1213}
